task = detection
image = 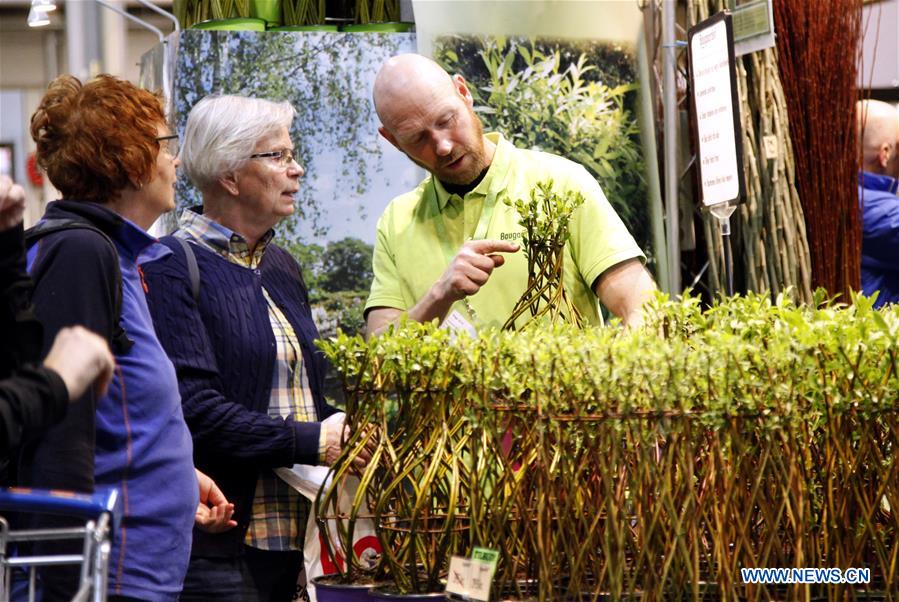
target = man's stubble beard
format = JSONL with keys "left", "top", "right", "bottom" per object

{"left": 408, "top": 114, "right": 489, "bottom": 186}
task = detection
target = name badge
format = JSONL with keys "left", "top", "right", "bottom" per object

{"left": 442, "top": 309, "right": 477, "bottom": 338}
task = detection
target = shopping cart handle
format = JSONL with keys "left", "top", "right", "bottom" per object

{"left": 0, "top": 487, "right": 122, "bottom": 530}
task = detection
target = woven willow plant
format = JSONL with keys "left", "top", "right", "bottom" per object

{"left": 354, "top": 0, "right": 400, "bottom": 24}
{"left": 282, "top": 0, "right": 325, "bottom": 26}
{"left": 316, "top": 325, "right": 472, "bottom": 594}
{"left": 312, "top": 337, "right": 383, "bottom": 585}
{"left": 318, "top": 293, "right": 899, "bottom": 600}
{"left": 503, "top": 180, "right": 585, "bottom": 330}
{"left": 174, "top": 0, "right": 400, "bottom": 28}
{"left": 174, "top": 0, "right": 251, "bottom": 26}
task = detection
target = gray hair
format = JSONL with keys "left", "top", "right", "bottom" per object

{"left": 180, "top": 95, "right": 296, "bottom": 190}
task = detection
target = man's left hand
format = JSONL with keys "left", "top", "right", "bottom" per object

{"left": 593, "top": 258, "right": 657, "bottom": 329}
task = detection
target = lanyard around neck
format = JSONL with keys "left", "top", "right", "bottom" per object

{"left": 430, "top": 180, "right": 506, "bottom": 327}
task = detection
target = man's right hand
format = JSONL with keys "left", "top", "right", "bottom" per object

{"left": 434, "top": 239, "right": 520, "bottom": 303}
{"left": 0, "top": 175, "right": 26, "bottom": 231}
{"left": 365, "top": 239, "right": 519, "bottom": 337}
{"left": 43, "top": 326, "right": 116, "bottom": 400}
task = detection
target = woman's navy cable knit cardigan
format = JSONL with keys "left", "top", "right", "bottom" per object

{"left": 141, "top": 235, "right": 338, "bottom": 557}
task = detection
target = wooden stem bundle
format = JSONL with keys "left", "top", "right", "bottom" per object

{"left": 772, "top": 0, "right": 863, "bottom": 297}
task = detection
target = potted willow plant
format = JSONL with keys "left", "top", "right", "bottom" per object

{"left": 175, "top": 0, "right": 281, "bottom": 29}
{"left": 342, "top": 0, "right": 413, "bottom": 31}
{"left": 278, "top": 0, "right": 332, "bottom": 28}
{"left": 365, "top": 325, "right": 471, "bottom": 600}
{"left": 503, "top": 180, "right": 585, "bottom": 331}
{"left": 318, "top": 325, "right": 475, "bottom": 600}
{"left": 354, "top": 0, "right": 399, "bottom": 23}
{"left": 480, "top": 293, "right": 899, "bottom": 599}
{"left": 311, "top": 338, "right": 384, "bottom": 601}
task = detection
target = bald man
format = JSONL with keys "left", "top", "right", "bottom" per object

{"left": 857, "top": 99, "right": 899, "bottom": 307}
{"left": 365, "top": 54, "right": 656, "bottom": 336}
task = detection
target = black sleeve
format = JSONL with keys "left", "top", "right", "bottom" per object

{"left": 18, "top": 230, "right": 118, "bottom": 494}
{"left": 0, "top": 224, "right": 43, "bottom": 377}
{"left": 0, "top": 366, "right": 68, "bottom": 457}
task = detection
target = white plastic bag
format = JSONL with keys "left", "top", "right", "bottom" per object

{"left": 275, "top": 413, "right": 380, "bottom": 601}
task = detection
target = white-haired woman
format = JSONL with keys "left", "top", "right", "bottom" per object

{"left": 141, "top": 95, "right": 347, "bottom": 601}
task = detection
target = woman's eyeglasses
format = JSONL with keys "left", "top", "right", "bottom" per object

{"left": 249, "top": 148, "right": 296, "bottom": 168}
{"left": 155, "top": 134, "right": 180, "bottom": 158}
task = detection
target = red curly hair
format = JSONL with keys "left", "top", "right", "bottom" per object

{"left": 30, "top": 74, "right": 166, "bottom": 203}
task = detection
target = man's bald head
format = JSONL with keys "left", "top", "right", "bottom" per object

{"left": 373, "top": 54, "right": 459, "bottom": 129}
{"left": 857, "top": 99, "right": 898, "bottom": 174}
{"left": 371, "top": 54, "right": 494, "bottom": 186}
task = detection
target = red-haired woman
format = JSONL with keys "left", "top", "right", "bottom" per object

{"left": 17, "top": 74, "right": 231, "bottom": 602}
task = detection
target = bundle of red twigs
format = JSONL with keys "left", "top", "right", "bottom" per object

{"left": 773, "top": 0, "right": 863, "bottom": 298}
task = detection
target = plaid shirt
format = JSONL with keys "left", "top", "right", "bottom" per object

{"left": 177, "top": 210, "right": 322, "bottom": 552}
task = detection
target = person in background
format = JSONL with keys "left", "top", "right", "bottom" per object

{"left": 19, "top": 74, "right": 233, "bottom": 602}
{"left": 365, "top": 54, "right": 656, "bottom": 336}
{"left": 0, "top": 175, "right": 114, "bottom": 458}
{"left": 857, "top": 99, "right": 899, "bottom": 307}
{"left": 141, "top": 95, "right": 359, "bottom": 602}
{"left": 893, "top": 107, "right": 899, "bottom": 179}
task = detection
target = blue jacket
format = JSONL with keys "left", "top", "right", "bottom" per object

{"left": 22, "top": 201, "right": 197, "bottom": 602}
{"left": 141, "top": 232, "right": 338, "bottom": 558}
{"left": 858, "top": 172, "right": 899, "bottom": 307}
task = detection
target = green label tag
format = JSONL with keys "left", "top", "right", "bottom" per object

{"left": 471, "top": 547, "right": 499, "bottom": 569}
{"left": 728, "top": 0, "right": 772, "bottom": 41}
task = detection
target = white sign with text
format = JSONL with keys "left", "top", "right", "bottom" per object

{"left": 691, "top": 18, "right": 741, "bottom": 207}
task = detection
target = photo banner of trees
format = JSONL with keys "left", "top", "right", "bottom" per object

{"left": 170, "top": 30, "right": 421, "bottom": 340}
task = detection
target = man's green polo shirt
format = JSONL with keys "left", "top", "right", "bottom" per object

{"left": 365, "top": 133, "right": 645, "bottom": 329}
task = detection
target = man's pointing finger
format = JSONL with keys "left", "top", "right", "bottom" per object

{"left": 468, "top": 239, "right": 520, "bottom": 255}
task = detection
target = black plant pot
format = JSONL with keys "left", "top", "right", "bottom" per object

{"left": 325, "top": 0, "right": 354, "bottom": 22}
{"left": 311, "top": 574, "right": 372, "bottom": 602}
{"left": 369, "top": 586, "right": 447, "bottom": 601}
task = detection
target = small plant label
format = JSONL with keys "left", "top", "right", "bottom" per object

{"left": 445, "top": 550, "right": 498, "bottom": 601}
{"left": 442, "top": 310, "right": 477, "bottom": 338}
{"left": 762, "top": 134, "right": 779, "bottom": 161}
{"left": 446, "top": 556, "right": 472, "bottom": 598}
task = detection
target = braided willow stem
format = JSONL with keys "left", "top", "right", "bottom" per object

{"left": 503, "top": 181, "right": 585, "bottom": 330}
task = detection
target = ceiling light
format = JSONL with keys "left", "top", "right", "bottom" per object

{"left": 31, "top": 0, "right": 57, "bottom": 12}
{"left": 27, "top": 7, "right": 50, "bottom": 27}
